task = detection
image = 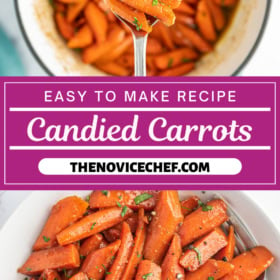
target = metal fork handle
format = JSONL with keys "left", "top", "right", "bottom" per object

{"left": 133, "top": 33, "right": 148, "bottom": 76}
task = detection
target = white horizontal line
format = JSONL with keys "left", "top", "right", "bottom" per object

{"left": 9, "top": 107, "right": 271, "bottom": 112}
{"left": 9, "top": 146, "right": 271, "bottom": 151}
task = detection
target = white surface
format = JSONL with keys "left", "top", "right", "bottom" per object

{"left": 0, "top": 191, "right": 280, "bottom": 279}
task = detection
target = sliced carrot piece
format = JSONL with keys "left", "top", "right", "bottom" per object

{"left": 122, "top": 208, "right": 147, "bottom": 280}
{"left": 135, "top": 260, "right": 161, "bottom": 280}
{"left": 206, "top": 0, "right": 226, "bottom": 31}
{"left": 33, "top": 196, "right": 88, "bottom": 251}
{"left": 221, "top": 246, "right": 274, "bottom": 280}
{"left": 69, "top": 272, "right": 88, "bottom": 280}
{"left": 159, "top": 62, "right": 195, "bottom": 76}
{"left": 180, "top": 227, "right": 228, "bottom": 271}
{"left": 185, "top": 259, "right": 234, "bottom": 280}
{"left": 179, "top": 199, "right": 228, "bottom": 246}
{"left": 162, "top": 234, "right": 185, "bottom": 280}
{"left": 39, "top": 269, "right": 61, "bottom": 280}
{"left": 81, "top": 240, "right": 121, "bottom": 280}
{"left": 84, "top": 2, "right": 108, "bottom": 44}
{"left": 57, "top": 206, "right": 133, "bottom": 245}
{"left": 67, "top": 24, "right": 93, "bottom": 48}
{"left": 196, "top": 0, "right": 217, "bottom": 42}
{"left": 181, "top": 196, "right": 200, "bottom": 215}
{"left": 106, "top": 222, "right": 134, "bottom": 280}
{"left": 55, "top": 12, "right": 74, "bottom": 40}
{"left": 215, "top": 225, "right": 235, "bottom": 262}
{"left": 18, "top": 244, "right": 80, "bottom": 276}
{"left": 66, "top": 0, "right": 88, "bottom": 22}
{"left": 80, "top": 233, "right": 104, "bottom": 257}
{"left": 144, "top": 191, "right": 183, "bottom": 264}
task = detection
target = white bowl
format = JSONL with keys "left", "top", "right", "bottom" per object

{"left": 15, "top": 0, "right": 270, "bottom": 76}
{"left": 0, "top": 190, "right": 279, "bottom": 278}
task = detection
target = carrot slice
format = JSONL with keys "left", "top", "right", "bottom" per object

{"left": 67, "top": 24, "right": 93, "bottom": 48}
{"left": 55, "top": 12, "right": 74, "bottom": 40}
{"left": 205, "top": 0, "right": 226, "bottom": 31}
{"left": 159, "top": 62, "right": 195, "bottom": 76}
{"left": 84, "top": 2, "right": 108, "bottom": 44}
{"left": 162, "top": 234, "right": 185, "bottom": 280}
{"left": 81, "top": 240, "right": 121, "bottom": 280}
{"left": 120, "top": 0, "right": 175, "bottom": 26}
{"left": 39, "top": 269, "right": 61, "bottom": 280}
{"left": 96, "top": 62, "right": 131, "bottom": 76}
{"left": 154, "top": 48, "right": 198, "bottom": 70}
{"left": 69, "top": 272, "right": 88, "bottom": 280}
{"left": 213, "top": 0, "right": 237, "bottom": 7}
{"left": 215, "top": 225, "right": 235, "bottom": 262}
{"left": 106, "top": 222, "right": 134, "bottom": 280}
{"left": 89, "top": 190, "right": 159, "bottom": 211}
{"left": 181, "top": 196, "right": 200, "bottom": 215}
{"left": 108, "top": 0, "right": 152, "bottom": 33}
{"left": 66, "top": 0, "right": 88, "bottom": 22}
{"left": 185, "top": 259, "right": 234, "bottom": 280}
{"left": 122, "top": 208, "right": 147, "bottom": 280}
{"left": 18, "top": 244, "right": 80, "bottom": 276}
{"left": 33, "top": 196, "right": 88, "bottom": 251}
{"left": 177, "top": 23, "right": 212, "bottom": 53}
{"left": 179, "top": 199, "right": 228, "bottom": 246}
{"left": 135, "top": 260, "right": 161, "bottom": 280}
{"left": 144, "top": 191, "right": 183, "bottom": 264}
{"left": 80, "top": 233, "right": 104, "bottom": 257}
{"left": 221, "top": 246, "right": 274, "bottom": 280}
{"left": 180, "top": 227, "right": 228, "bottom": 271}
{"left": 57, "top": 206, "right": 133, "bottom": 245}
{"left": 196, "top": 0, "right": 217, "bottom": 42}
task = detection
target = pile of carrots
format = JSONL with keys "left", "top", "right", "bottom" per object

{"left": 53, "top": 0, "right": 238, "bottom": 76}
{"left": 18, "top": 190, "right": 274, "bottom": 280}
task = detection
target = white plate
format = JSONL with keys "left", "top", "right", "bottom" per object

{"left": 0, "top": 191, "right": 279, "bottom": 278}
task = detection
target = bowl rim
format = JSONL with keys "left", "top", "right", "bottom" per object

{"left": 14, "top": 0, "right": 272, "bottom": 77}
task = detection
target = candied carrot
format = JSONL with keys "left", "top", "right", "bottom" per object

{"left": 67, "top": 24, "right": 93, "bottom": 48}
{"left": 135, "top": 260, "right": 161, "bottom": 280}
{"left": 159, "top": 62, "right": 195, "bottom": 76}
{"left": 185, "top": 259, "right": 234, "bottom": 280}
{"left": 144, "top": 191, "right": 183, "bottom": 264}
{"left": 180, "top": 196, "right": 200, "bottom": 215}
{"left": 106, "top": 222, "right": 133, "bottom": 280}
{"left": 84, "top": 2, "right": 108, "bottom": 44}
{"left": 205, "top": 0, "right": 226, "bottom": 31}
{"left": 55, "top": 12, "right": 74, "bottom": 40}
{"left": 33, "top": 196, "right": 88, "bottom": 251}
{"left": 179, "top": 199, "right": 228, "bottom": 246}
{"left": 69, "top": 272, "right": 88, "bottom": 280}
{"left": 57, "top": 206, "right": 133, "bottom": 245}
{"left": 18, "top": 244, "right": 80, "bottom": 276}
{"left": 161, "top": 234, "right": 184, "bottom": 280}
{"left": 80, "top": 233, "right": 104, "bottom": 257}
{"left": 81, "top": 240, "right": 121, "bottom": 280}
{"left": 39, "top": 269, "right": 61, "bottom": 280}
{"left": 66, "top": 0, "right": 88, "bottom": 23}
{"left": 180, "top": 227, "right": 228, "bottom": 271}
{"left": 122, "top": 208, "right": 147, "bottom": 280}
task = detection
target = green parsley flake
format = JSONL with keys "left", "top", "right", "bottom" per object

{"left": 152, "top": 0, "right": 158, "bottom": 5}
{"left": 134, "top": 193, "right": 153, "bottom": 205}
{"left": 208, "top": 277, "right": 214, "bottom": 280}
{"left": 90, "top": 222, "right": 97, "bottom": 230}
{"left": 198, "top": 200, "right": 213, "bottom": 212}
{"left": 142, "top": 273, "right": 153, "bottom": 279}
{"left": 121, "top": 206, "right": 128, "bottom": 217}
{"left": 133, "top": 17, "right": 143, "bottom": 31}
{"left": 101, "top": 190, "right": 109, "bottom": 196}
{"left": 43, "top": 235, "right": 50, "bottom": 242}
{"left": 116, "top": 201, "right": 122, "bottom": 208}
{"left": 168, "top": 58, "right": 174, "bottom": 68}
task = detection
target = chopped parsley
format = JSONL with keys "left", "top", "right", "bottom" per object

{"left": 168, "top": 58, "right": 174, "bottom": 68}
{"left": 101, "top": 190, "right": 109, "bottom": 196}
{"left": 192, "top": 246, "right": 202, "bottom": 264}
{"left": 133, "top": 17, "right": 143, "bottom": 31}
{"left": 121, "top": 206, "right": 128, "bottom": 217}
{"left": 142, "top": 273, "right": 153, "bottom": 279}
{"left": 85, "top": 195, "right": 90, "bottom": 202}
{"left": 198, "top": 200, "right": 213, "bottom": 212}
{"left": 152, "top": 0, "right": 158, "bottom": 5}
{"left": 134, "top": 193, "right": 153, "bottom": 205}
{"left": 182, "top": 57, "right": 191, "bottom": 63}
{"left": 42, "top": 235, "right": 50, "bottom": 242}
{"left": 208, "top": 277, "right": 214, "bottom": 280}
{"left": 90, "top": 222, "right": 97, "bottom": 230}
{"left": 116, "top": 201, "right": 122, "bottom": 208}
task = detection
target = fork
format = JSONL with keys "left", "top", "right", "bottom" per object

{"left": 112, "top": 14, "right": 158, "bottom": 76}
{"left": 214, "top": 193, "right": 267, "bottom": 280}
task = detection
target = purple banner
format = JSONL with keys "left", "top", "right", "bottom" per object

{"left": 0, "top": 77, "right": 279, "bottom": 190}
